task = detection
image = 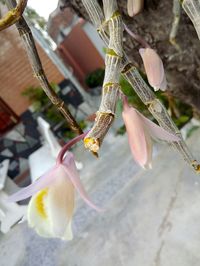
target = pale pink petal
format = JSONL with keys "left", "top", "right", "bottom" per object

{"left": 160, "top": 74, "right": 167, "bottom": 91}
{"left": 122, "top": 101, "right": 150, "bottom": 168}
{"left": 127, "top": 0, "right": 144, "bottom": 17}
{"left": 61, "top": 155, "right": 103, "bottom": 212}
{"left": 47, "top": 167, "right": 74, "bottom": 239}
{"left": 136, "top": 110, "right": 180, "bottom": 142}
{"left": 139, "top": 48, "right": 164, "bottom": 90}
{"left": 8, "top": 166, "right": 58, "bottom": 202}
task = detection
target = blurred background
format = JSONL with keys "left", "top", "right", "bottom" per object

{"left": 1, "top": 0, "right": 200, "bottom": 265}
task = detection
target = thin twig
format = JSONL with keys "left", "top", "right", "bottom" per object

{"left": 0, "top": 0, "right": 27, "bottom": 31}
{"left": 6, "top": 0, "right": 83, "bottom": 135}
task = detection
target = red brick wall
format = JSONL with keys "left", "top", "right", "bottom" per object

{"left": 58, "top": 22, "right": 104, "bottom": 85}
{"left": 0, "top": 27, "right": 64, "bottom": 116}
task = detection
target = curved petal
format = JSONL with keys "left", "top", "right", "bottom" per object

{"left": 62, "top": 155, "right": 103, "bottom": 212}
{"left": 62, "top": 219, "right": 73, "bottom": 241}
{"left": 122, "top": 103, "right": 150, "bottom": 168}
{"left": 139, "top": 48, "right": 164, "bottom": 90}
{"left": 8, "top": 165, "right": 58, "bottom": 202}
{"left": 144, "top": 131, "right": 153, "bottom": 169}
{"left": 136, "top": 110, "right": 180, "bottom": 142}
{"left": 47, "top": 167, "right": 75, "bottom": 240}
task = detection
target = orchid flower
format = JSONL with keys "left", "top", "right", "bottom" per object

{"left": 139, "top": 48, "right": 167, "bottom": 91}
{"left": 122, "top": 98, "right": 180, "bottom": 169}
{"left": 127, "top": 0, "right": 144, "bottom": 17}
{"left": 9, "top": 133, "right": 102, "bottom": 240}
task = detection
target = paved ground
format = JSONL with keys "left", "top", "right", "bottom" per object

{"left": 0, "top": 128, "right": 200, "bottom": 266}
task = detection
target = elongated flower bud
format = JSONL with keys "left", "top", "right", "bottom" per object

{"left": 127, "top": 0, "right": 144, "bottom": 17}
{"left": 139, "top": 48, "right": 167, "bottom": 91}
{"left": 122, "top": 98, "right": 179, "bottom": 168}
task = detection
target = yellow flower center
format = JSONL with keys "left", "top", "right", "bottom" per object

{"left": 35, "top": 189, "right": 48, "bottom": 218}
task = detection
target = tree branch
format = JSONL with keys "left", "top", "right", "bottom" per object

{"left": 6, "top": 0, "right": 83, "bottom": 135}
{"left": 0, "top": 0, "right": 27, "bottom": 31}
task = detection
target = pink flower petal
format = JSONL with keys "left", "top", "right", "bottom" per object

{"left": 122, "top": 100, "right": 150, "bottom": 168}
{"left": 159, "top": 74, "right": 167, "bottom": 91}
{"left": 46, "top": 168, "right": 74, "bottom": 239}
{"left": 8, "top": 166, "right": 58, "bottom": 202}
{"left": 139, "top": 48, "right": 165, "bottom": 90}
{"left": 136, "top": 110, "right": 180, "bottom": 142}
{"left": 62, "top": 155, "right": 103, "bottom": 212}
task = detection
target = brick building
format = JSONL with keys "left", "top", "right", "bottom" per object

{"left": 0, "top": 5, "right": 104, "bottom": 133}
{"left": 47, "top": 6, "right": 105, "bottom": 86}
{"left": 0, "top": 26, "right": 64, "bottom": 117}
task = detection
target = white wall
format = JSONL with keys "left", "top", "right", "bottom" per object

{"left": 82, "top": 22, "right": 105, "bottom": 59}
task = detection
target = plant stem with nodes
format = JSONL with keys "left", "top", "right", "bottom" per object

{"left": 84, "top": 0, "right": 123, "bottom": 153}
{"left": 82, "top": 0, "right": 200, "bottom": 173}
{"left": 5, "top": 0, "right": 83, "bottom": 135}
{"left": 181, "top": 0, "right": 200, "bottom": 40}
{"left": 0, "top": 0, "right": 27, "bottom": 31}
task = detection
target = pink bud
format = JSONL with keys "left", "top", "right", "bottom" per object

{"left": 127, "top": 0, "right": 144, "bottom": 17}
{"left": 139, "top": 48, "right": 167, "bottom": 91}
{"left": 122, "top": 98, "right": 179, "bottom": 168}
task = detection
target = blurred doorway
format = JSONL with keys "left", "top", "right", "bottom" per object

{"left": 0, "top": 97, "right": 19, "bottom": 135}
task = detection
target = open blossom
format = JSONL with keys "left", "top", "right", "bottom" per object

{"left": 127, "top": 0, "right": 144, "bottom": 17}
{"left": 139, "top": 48, "right": 167, "bottom": 91}
{"left": 122, "top": 98, "right": 180, "bottom": 169}
{"left": 9, "top": 133, "right": 102, "bottom": 240}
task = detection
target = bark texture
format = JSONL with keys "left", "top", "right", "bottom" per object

{"left": 60, "top": 0, "right": 200, "bottom": 112}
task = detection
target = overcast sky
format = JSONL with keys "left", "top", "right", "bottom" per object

{"left": 28, "top": 0, "right": 58, "bottom": 20}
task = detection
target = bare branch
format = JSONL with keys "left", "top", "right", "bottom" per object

{"left": 0, "top": 0, "right": 27, "bottom": 31}
{"left": 6, "top": 0, "right": 82, "bottom": 135}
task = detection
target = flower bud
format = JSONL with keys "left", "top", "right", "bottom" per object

{"left": 127, "top": 0, "right": 144, "bottom": 17}
{"left": 139, "top": 48, "right": 167, "bottom": 91}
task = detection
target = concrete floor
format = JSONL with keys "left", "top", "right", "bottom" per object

{"left": 1, "top": 128, "right": 200, "bottom": 266}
